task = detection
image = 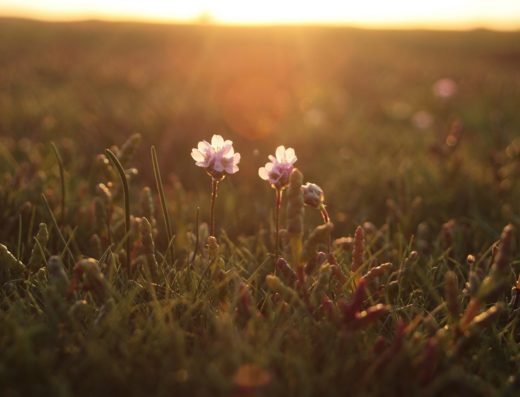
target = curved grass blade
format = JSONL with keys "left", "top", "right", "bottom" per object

{"left": 17, "top": 214, "right": 22, "bottom": 260}
{"left": 41, "top": 193, "right": 75, "bottom": 264}
{"left": 151, "top": 146, "right": 175, "bottom": 265}
{"left": 105, "top": 148, "right": 131, "bottom": 270}
{"left": 51, "top": 142, "right": 66, "bottom": 224}
{"left": 190, "top": 206, "right": 200, "bottom": 267}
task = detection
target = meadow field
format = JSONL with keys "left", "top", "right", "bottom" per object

{"left": 1, "top": 18, "right": 520, "bottom": 396}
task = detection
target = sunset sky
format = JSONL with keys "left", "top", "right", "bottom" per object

{"left": 1, "top": 0, "right": 520, "bottom": 29}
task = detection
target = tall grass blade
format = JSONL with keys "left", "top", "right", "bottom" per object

{"left": 151, "top": 146, "right": 175, "bottom": 265}
{"left": 51, "top": 142, "right": 66, "bottom": 224}
{"left": 105, "top": 148, "right": 131, "bottom": 270}
{"left": 41, "top": 193, "right": 75, "bottom": 264}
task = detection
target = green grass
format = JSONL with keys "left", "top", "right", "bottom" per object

{"left": 1, "top": 19, "right": 520, "bottom": 396}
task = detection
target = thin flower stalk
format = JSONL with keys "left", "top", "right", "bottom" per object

{"left": 210, "top": 178, "right": 219, "bottom": 237}
{"left": 302, "top": 182, "right": 332, "bottom": 252}
{"left": 259, "top": 145, "right": 297, "bottom": 257}
{"left": 191, "top": 134, "right": 240, "bottom": 238}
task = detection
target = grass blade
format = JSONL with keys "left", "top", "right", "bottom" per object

{"left": 151, "top": 146, "right": 175, "bottom": 265}
{"left": 41, "top": 193, "right": 75, "bottom": 264}
{"left": 105, "top": 148, "right": 131, "bottom": 271}
{"left": 50, "top": 141, "right": 66, "bottom": 225}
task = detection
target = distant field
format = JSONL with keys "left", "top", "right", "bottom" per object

{"left": 1, "top": 19, "right": 520, "bottom": 396}
{"left": 1, "top": 19, "right": 520, "bottom": 236}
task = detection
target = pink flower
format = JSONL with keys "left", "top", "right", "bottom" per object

{"left": 433, "top": 78, "right": 457, "bottom": 99}
{"left": 412, "top": 110, "right": 433, "bottom": 130}
{"left": 191, "top": 134, "right": 240, "bottom": 179}
{"left": 258, "top": 145, "right": 297, "bottom": 190}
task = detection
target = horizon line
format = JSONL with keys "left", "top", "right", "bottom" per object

{"left": 1, "top": 14, "right": 520, "bottom": 32}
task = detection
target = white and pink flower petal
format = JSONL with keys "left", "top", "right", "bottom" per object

{"left": 275, "top": 145, "right": 286, "bottom": 161}
{"left": 211, "top": 134, "right": 224, "bottom": 148}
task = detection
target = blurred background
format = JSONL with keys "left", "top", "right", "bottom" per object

{"left": 1, "top": 1, "right": 520, "bottom": 240}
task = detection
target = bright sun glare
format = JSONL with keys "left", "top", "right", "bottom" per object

{"left": 1, "top": 0, "right": 520, "bottom": 29}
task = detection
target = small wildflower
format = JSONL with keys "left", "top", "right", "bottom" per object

{"left": 301, "top": 182, "right": 324, "bottom": 208}
{"left": 302, "top": 181, "right": 330, "bottom": 224}
{"left": 191, "top": 134, "right": 240, "bottom": 237}
{"left": 433, "top": 78, "right": 457, "bottom": 99}
{"left": 258, "top": 145, "right": 297, "bottom": 190}
{"left": 412, "top": 110, "right": 433, "bottom": 130}
{"left": 259, "top": 145, "right": 297, "bottom": 258}
{"left": 191, "top": 134, "right": 240, "bottom": 180}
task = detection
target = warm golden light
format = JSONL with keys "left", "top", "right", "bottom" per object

{"left": 1, "top": 0, "right": 520, "bottom": 29}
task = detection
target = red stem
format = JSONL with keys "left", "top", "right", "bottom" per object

{"left": 320, "top": 204, "right": 331, "bottom": 253}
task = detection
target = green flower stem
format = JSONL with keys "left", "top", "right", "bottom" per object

{"left": 105, "top": 149, "right": 131, "bottom": 270}
{"left": 151, "top": 146, "right": 175, "bottom": 264}
{"left": 210, "top": 178, "right": 219, "bottom": 237}
{"left": 275, "top": 187, "right": 283, "bottom": 258}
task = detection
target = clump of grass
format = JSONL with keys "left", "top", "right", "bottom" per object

{"left": 3, "top": 23, "right": 520, "bottom": 396}
{"left": 27, "top": 222, "right": 49, "bottom": 271}
{"left": 0, "top": 134, "right": 519, "bottom": 397}
{"left": 105, "top": 148, "right": 131, "bottom": 270}
{"left": 151, "top": 146, "right": 175, "bottom": 264}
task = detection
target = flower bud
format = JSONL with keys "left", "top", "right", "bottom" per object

{"left": 301, "top": 182, "right": 324, "bottom": 208}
